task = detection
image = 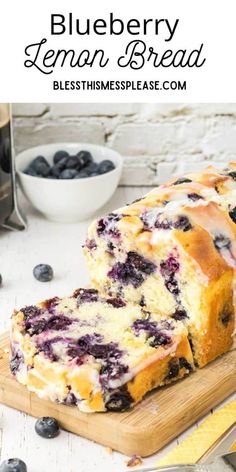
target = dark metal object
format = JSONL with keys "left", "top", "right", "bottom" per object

{"left": 0, "top": 104, "right": 26, "bottom": 230}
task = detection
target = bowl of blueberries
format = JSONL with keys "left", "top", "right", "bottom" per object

{"left": 16, "top": 143, "right": 123, "bottom": 222}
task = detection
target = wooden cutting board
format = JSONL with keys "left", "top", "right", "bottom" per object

{"left": 0, "top": 332, "right": 235, "bottom": 457}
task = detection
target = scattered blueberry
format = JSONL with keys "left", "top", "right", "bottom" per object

{"left": 53, "top": 150, "right": 69, "bottom": 164}
{"left": 35, "top": 417, "right": 60, "bottom": 439}
{"left": 33, "top": 264, "right": 54, "bottom": 282}
{"left": 98, "top": 160, "right": 115, "bottom": 175}
{"left": 229, "top": 207, "right": 236, "bottom": 223}
{"left": 0, "top": 458, "right": 27, "bottom": 472}
{"left": 60, "top": 169, "right": 79, "bottom": 179}
{"left": 77, "top": 150, "right": 93, "bottom": 167}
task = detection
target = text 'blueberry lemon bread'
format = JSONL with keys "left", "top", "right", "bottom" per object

{"left": 84, "top": 163, "right": 236, "bottom": 368}
{"left": 10, "top": 289, "right": 194, "bottom": 412}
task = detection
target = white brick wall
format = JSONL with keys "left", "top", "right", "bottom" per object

{"left": 12, "top": 103, "right": 236, "bottom": 186}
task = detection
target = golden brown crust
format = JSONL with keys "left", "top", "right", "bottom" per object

{"left": 174, "top": 226, "right": 232, "bottom": 281}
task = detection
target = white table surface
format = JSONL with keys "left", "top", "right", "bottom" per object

{"left": 0, "top": 186, "right": 235, "bottom": 472}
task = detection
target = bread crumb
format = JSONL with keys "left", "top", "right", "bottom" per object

{"left": 126, "top": 455, "right": 143, "bottom": 467}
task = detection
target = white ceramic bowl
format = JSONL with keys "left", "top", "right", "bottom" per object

{"left": 16, "top": 143, "right": 123, "bottom": 223}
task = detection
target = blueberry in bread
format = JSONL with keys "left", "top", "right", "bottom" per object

{"left": 84, "top": 163, "right": 236, "bottom": 367}
{"left": 10, "top": 289, "right": 193, "bottom": 412}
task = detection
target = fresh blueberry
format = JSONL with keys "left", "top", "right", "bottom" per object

{"left": 65, "top": 155, "right": 82, "bottom": 170}
{"left": 0, "top": 458, "right": 27, "bottom": 472}
{"left": 76, "top": 170, "right": 90, "bottom": 178}
{"left": 84, "top": 162, "right": 99, "bottom": 176}
{"left": 59, "top": 169, "right": 79, "bottom": 179}
{"left": 50, "top": 157, "right": 68, "bottom": 177}
{"left": 77, "top": 150, "right": 93, "bottom": 167}
{"left": 24, "top": 156, "right": 50, "bottom": 178}
{"left": 24, "top": 166, "right": 38, "bottom": 177}
{"left": 229, "top": 207, "right": 236, "bottom": 223}
{"left": 97, "top": 160, "right": 115, "bottom": 175}
{"left": 35, "top": 417, "right": 60, "bottom": 439}
{"left": 53, "top": 150, "right": 69, "bottom": 164}
{"left": 173, "top": 177, "right": 192, "bottom": 185}
{"left": 33, "top": 264, "right": 53, "bottom": 282}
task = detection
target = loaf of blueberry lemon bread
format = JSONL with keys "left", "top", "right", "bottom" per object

{"left": 84, "top": 163, "right": 236, "bottom": 368}
{"left": 10, "top": 289, "right": 194, "bottom": 412}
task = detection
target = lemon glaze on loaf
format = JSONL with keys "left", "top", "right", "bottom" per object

{"left": 84, "top": 163, "right": 236, "bottom": 367}
{"left": 10, "top": 289, "right": 194, "bottom": 412}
